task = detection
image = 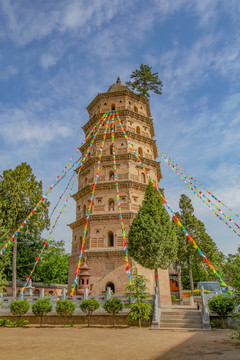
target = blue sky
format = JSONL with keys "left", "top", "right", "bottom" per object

{"left": 0, "top": 0, "right": 240, "bottom": 257}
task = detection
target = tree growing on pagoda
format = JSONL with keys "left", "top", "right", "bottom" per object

{"left": 126, "top": 64, "right": 163, "bottom": 98}
{"left": 128, "top": 182, "right": 178, "bottom": 286}
{"left": 174, "top": 194, "right": 225, "bottom": 292}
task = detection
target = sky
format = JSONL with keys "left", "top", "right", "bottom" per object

{"left": 0, "top": 0, "right": 240, "bottom": 258}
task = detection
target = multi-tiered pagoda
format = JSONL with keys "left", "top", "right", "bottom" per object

{"left": 68, "top": 78, "right": 171, "bottom": 306}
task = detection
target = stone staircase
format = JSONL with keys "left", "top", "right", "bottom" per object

{"left": 160, "top": 307, "right": 202, "bottom": 329}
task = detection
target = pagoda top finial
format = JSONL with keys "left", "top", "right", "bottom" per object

{"left": 116, "top": 76, "right": 121, "bottom": 84}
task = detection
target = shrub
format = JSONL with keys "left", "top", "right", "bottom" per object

{"left": 80, "top": 298, "right": 100, "bottom": 327}
{"left": 10, "top": 299, "right": 30, "bottom": 320}
{"left": 103, "top": 298, "right": 123, "bottom": 327}
{"left": 171, "top": 295, "right": 177, "bottom": 301}
{"left": 32, "top": 298, "right": 52, "bottom": 327}
{"left": 0, "top": 318, "right": 29, "bottom": 327}
{"left": 127, "top": 301, "right": 152, "bottom": 327}
{"left": 208, "top": 295, "right": 235, "bottom": 316}
{"left": 56, "top": 300, "right": 76, "bottom": 325}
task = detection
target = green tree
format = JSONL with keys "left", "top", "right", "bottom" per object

{"left": 128, "top": 182, "right": 178, "bottom": 287}
{"left": 0, "top": 228, "right": 11, "bottom": 293}
{"left": 0, "top": 163, "right": 50, "bottom": 297}
{"left": 80, "top": 298, "right": 100, "bottom": 327}
{"left": 208, "top": 295, "right": 235, "bottom": 316}
{"left": 125, "top": 267, "right": 152, "bottom": 327}
{"left": 56, "top": 299, "right": 76, "bottom": 325}
{"left": 126, "top": 64, "right": 163, "bottom": 98}
{"left": 224, "top": 248, "right": 240, "bottom": 292}
{"left": 10, "top": 299, "right": 30, "bottom": 320}
{"left": 33, "top": 240, "right": 69, "bottom": 284}
{"left": 32, "top": 298, "right": 52, "bottom": 327}
{"left": 103, "top": 298, "right": 123, "bottom": 327}
{"left": 174, "top": 194, "right": 225, "bottom": 292}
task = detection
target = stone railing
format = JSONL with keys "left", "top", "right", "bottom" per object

{"left": 200, "top": 285, "right": 211, "bottom": 330}
{"left": 0, "top": 287, "right": 155, "bottom": 317}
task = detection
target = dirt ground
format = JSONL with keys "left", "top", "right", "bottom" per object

{"left": 0, "top": 327, "right": 239, "bottom": 360}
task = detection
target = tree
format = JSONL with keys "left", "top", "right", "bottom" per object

{"left": 10, "top": 299, "right": 30, "bottom": 320}
{"left": 32, "top": 298, "right": 52, "bottom": 327}
{"left": 56, "top": 300, "right": 76, "bottom": 325}
{"left": 0, "top": 163, "right": 50, "bottom": 297}
{"left": 208, "top": 295, "right": 235, "bottom": 316}
{"left": 128, "top": 182, "right": 178, "bottom": 287}
{"left": 126, "top": 64, "right": 163, "bottom": 98}
{"left": 224, "top": 248, "right": 240, "bottom": 293}
{"left": 80, "top": 298, "right": 100, "bottom": 327}
{"left": 33, "top": 240, "right": 69, "bottom": 284}
{"left": 174, "top": 194, "right": 225, "bottom": 292}
{"left": 103, "top": 298, "right": 123, "bottom": 327}
{"left": 125, "top": 267, "right": 152, "bottom": 327}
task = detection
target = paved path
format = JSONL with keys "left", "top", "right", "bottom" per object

{"left": 0, "top": 327, "right": 239, "bottom": 360}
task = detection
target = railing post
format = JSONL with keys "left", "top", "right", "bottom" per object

{"left": 200, "top": 285, "right": 211, "bottom": 330}
{"left": 40, "top": 288, "right": 45, "bottom": 299}
{"left": 61, "top": 288, "right": 66, "bottom": 300}
{"left": 83, "top": 288, "right": 88, "bottom": 300}
{"left": 106, "top": 287, "right": 111, "bottom": 300}
{"left": 19, "top": 289, "right": 24, "bottom": 299}
{"left": 151, "top": 286, "right": 160, "bottom": 328}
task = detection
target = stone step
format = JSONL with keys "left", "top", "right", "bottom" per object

{"left": 161, "top": 318, "right": 201, "bottom": 324}
{"left": 161, "top": 311, "right": 201, "bottom": 316}
{"left": 160, "top": 322, "right": 203, "bottom": 329}
{"left": 161, "top": 314, "right": 201, "bottom": 320}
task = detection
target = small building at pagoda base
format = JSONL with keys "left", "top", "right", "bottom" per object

{"left": 77, "top": 257, "right": 92, "bottom": 295}
{"left": 68, "top": 77, "right": 172, "bottom": 306}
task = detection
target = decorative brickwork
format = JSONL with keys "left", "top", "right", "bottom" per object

{"left": 68, "top": 78, "right": 172, "bottom": 306}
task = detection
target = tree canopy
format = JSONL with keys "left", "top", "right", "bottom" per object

{"left": 0, "top": 162, "right": 50, "bottom": 234}
{"left": 33, "top": 240, "right": 69, "bottom": 284}
{"left": 174, "top": 194, "right": 225, "bottom": 289}
{"left": 128, "top": 182, "right": 178, "bottom": 270}
{"left": 126, "top": 64, "right": 163, "bottom": 98}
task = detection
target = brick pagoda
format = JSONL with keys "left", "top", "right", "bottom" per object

{"left": 68, "top": 77, "right": 172, "bottom": 306}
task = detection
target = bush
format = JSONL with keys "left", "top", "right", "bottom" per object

{"left": 208, "top": 295, "right": 235, "bottom": 316}
{"left": 80, "top": 298, "right": 100, "bottom": 327}
{"left": 0, "top": 318, "right": 29, "bottom": 327}
{"left": 103, "top": 298, "right": 123, "bottom": 327}
{"left": 10, "top": 299, "right": 30, "bottom": 320}
{"left": 32, "top": 298, "right": 52, "bottom": 327}
{"left": 171, "top": 295, "right": 177, "bottom": 301}
{"left": 127, "top": 301, "right": 152, "bottom": 327}
{"left": 56, "top": 300, "right": 76, "bottom": 325}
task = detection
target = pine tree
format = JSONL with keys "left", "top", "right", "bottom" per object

{"left": 126, "top": 64, "right": 163, "bottom": 98}
{"left": 175, "top": 194, "right": 225, "bottom": 291}
{"left": 128, "top": 182, "right": 178, "bottom": 286}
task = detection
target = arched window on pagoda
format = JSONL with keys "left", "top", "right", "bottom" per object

{"left": 136, "top": 126, "right": 141, "bottom": 134}
{"left": 111, "top": 104, "right": 116, "bottom": 111}
{"left": 141, "top": 173, "right": 146, "bottom": 183}
{"left": 108, "top": 199, "right": 114, "bottom": 212}
{"left": 134, "top": 106, "right": 138, "bottom": 113}
{"left": 83, "top": 205, "right": 86, "bottom": 216}
{"left": 108, "top": 231, "right": 114, "bottom": 247}
{"left": 138, "top": 147, "right": 143, "bottom": 156}
{"left": 85, "top": 177, "right": 88, "bottom": 186}
{"left": 109, "top": 171, "right": 114, "bottom": 181}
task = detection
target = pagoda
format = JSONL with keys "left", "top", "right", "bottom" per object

{"left": 68, "top": 77, "right": 172, "bottom": 306}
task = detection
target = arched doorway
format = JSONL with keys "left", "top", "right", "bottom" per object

{"left": 106, "top": 282, "right": 115, "bottom": 293}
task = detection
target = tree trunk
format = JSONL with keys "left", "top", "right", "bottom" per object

{"left": 113, "top": 314, "right": 115, "bottom": 327}
{"left": 188, "top": 255, "right": 194, "bottom": 296}
{"left": 139, "top": 317, "right": 141, "bottom": 328}
{"left": 12, "top": 234, "right": 18, "bottom": 298}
